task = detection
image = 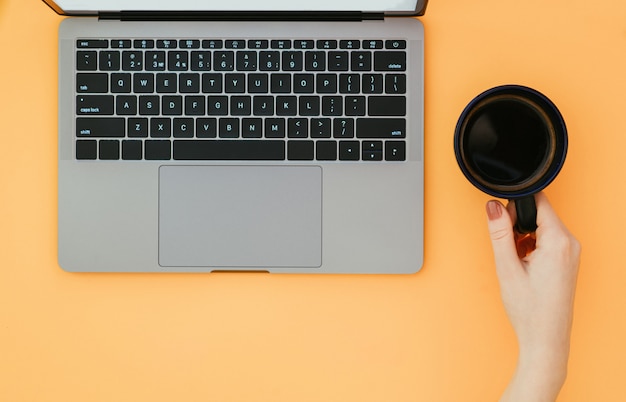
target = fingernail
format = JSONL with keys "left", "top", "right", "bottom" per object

{"left": 486, "top": 201, "right": 503, "bottom": 221}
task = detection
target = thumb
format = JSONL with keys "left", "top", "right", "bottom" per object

{"left": 485, "top": 200, "right": 521, "bottom": 272}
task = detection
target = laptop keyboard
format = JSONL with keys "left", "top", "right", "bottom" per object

{"left": 75, "top": 38, "right": 408, "bottom": 162}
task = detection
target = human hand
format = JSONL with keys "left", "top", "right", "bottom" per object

{"left": 486, "top": 192, "right": 581, "bottom": 402}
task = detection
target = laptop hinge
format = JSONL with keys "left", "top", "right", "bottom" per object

{"left": 98, "top": 11, "right": 385, "bottom": 22}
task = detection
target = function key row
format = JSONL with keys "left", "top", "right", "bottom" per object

{"left": 77, "top": 39, "right": 407, "bottom": 50}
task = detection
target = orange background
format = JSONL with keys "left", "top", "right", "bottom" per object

{"left": 1, "top": 0, "right": 625, "bottom": 400}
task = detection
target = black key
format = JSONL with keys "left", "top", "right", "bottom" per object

{"left": 345, "top": 96, "right": 366, "bottom": 116}
{"left": 374, "top": 51, "right": 406, "bottom": 71}
{"left": 385, "top": 40, "right": 407, "bottom": 49}
{"left": 134, "top": 73, "right": 154, "bottom": 93}
{"left": 202, "top": 39, "right": 222, "bottom": 49}
{"left": 196, "top": 118, "right": 217, "bottom": 138}
{"left": 316, "top": 140, "right": 337, "bottom": 160}
{"left": 134, "top": 39, "right": 154, "bottom": 49}
{"left": 179, "top": 73, "right": 200, "bottom": 93}
{"left": 122, "top": 51, "right": 143, "bottom": 71}
{"left": 116, "top": 95, "right": 137, "bottom": 115}
{"left": 111, "top": 39, "right": 132, "bottom": 49}
{"left": 368, "top": 96, "right": 406, "bottom": 116}
{"left": 282, "top": 51, "right": 303, "bottom": 71}
{"left": 322, "top": 96, "right": 342, "bottom": 116}
{"left": 168, "top": 51, "right": 188, "bottom": 71}
{"left": 276, "top": 96, "right": 297, "bottom": 116}
{"left": 99, "top": 140, "right": 120, "bottom": 160}
{"left": 299, "top": 96, "right": 320, "bottom": 116}
{"left": 385, "top": 141, "right": 406, "bottom": 161}
{"left": 225, "top": 40, "right": 245, "bottom": 49}
{"left": 271, "top": 40, "right": 291, "bottom": 49}
{"left": 242, "top": 118, "right": 263, "bottom": 138}
{"left": 208, "top": 96, "right": 228, "bottom": 115}
{"left": 122, "top": 140, "right": 143, "bottom": 160}
{"left": 99, "top": 51, "right": 120, "bottom": 71}
{"left": 151, "top": 118, "right": 171, "bottom": 137}
{"left": 76, "top": 140, "right": 97, "bottom": 160}
{"left": 77, "top": 73, "right": 108, "bottom": 93}
{"left": 76, "top": 95, "right": 114, "bottom": 115}
{"left": 253, "top": 96, "right": 274, "bottom": 115}
{"left": 202, "top": 73, "right": 222, "bottom": 93}
{"left": 145, "top": 140, "right": 171, "bottom": 160}
{"left": 77, "top": 118, "right": 125, "bottom": 137}
{"left": 173, "top": 140, "right": 285, "bottom": 160}
{"left": 231, "top": 96, "right": 252, "bottom": 115}
{"left": 364, "top": 40, "right": 384, "bottom": 49}
{"left": 248, "top": 40, "right": 269, "bottom": 49}
{"left": 363, "top": 150, "right": 383, "bottom": 161}
{"left": 265, "top": 118, "right": 286, "bottom": 138}
{"left": 295, "top": 40, "right": 314, "bottom": 49}
{"left": 362, "top": 141, "right": 383, "bottom": 161}
{"left": 339, "top": 40, "right": 360, "bottom": 49}
{"left": 180, "top": 39, "right": 200, "bottom": 49}
{"left": 214, "top": 51, "right": 234, "bottom": 71}
{"left": 351, "top": 52, "right": 371, "bottom": 71}
{"left": 157, "top": 40, "right": 177, "bottom": 49}
{"left": 293, "top": 74, "right": 314, "bottom": 93}
{"left": 270, "top": 74, "right": 291, "bottom": 93}
{"left": 173, "top": 118, "right": 194, "bottom": 138}
{"left": 311, "top": 118, "right": 331, "bottom": 138}
{"left": 236, "top": 51, "right": 258, "bottom": 71}
{"left": 339, "top": 141, "right": 360, "bottom": 161}
{"left": 111, "top": 73, "right": 131, "bottom": 93}
{"left": 219, "top": 118, "right": 240, "bottom": 138}
{"left": 288, "top": 118, "right": 308, "bottom": 138}
{"left": 77, "top": 51, "right": 97, "bottom": 71}
{"left": 185, "top": 96, "right": 205, "bottom": 115}
{"left": 248, "top": 74, "right": 269, "bottom": 93}
{"left": 304, "top": 51, "right": 325, "bottom": 71}
{"left": 288, "top": 140, "right": 314, "bottom": 160}
{"left": 190, "top": 51, "right": 211, "bottom": 71}
{"left": 77, "top": 39, "right": 108, "bottom": 48}
{"left": 225, "top": 73, "right": 246, "bottom": 93}
{"left": 385, "top": 74, "right": 407, "bottom": 94}
{"left": 259, "top": 51, "right": 280, "bottom": 71}
{"left": 339, "top": 74, "right": 360, "bottom": 94}
{"left": 316, "top": 74, "right": 337, "bottom": 93}
{"left": 333, "top": 118, "right": 355, "bottom": 138}
{"left": 328, "top": 51, "right": 349, "bottom": 71}
{"left": 128, "top": 118, "right": 148, "bottom": 137}
{"left": 156, "top": 73, "right": 177, "bottom": 93}
{"left": 356, "top": 118, "right": 406, "bottom": 138}
{"left": 362, "top": 74, "right": 384, "bottom": 94}
{"left": 145, "top": 51, "right": 166, "bottom": 71}
{"left": 139, "top": 95, "right": 160, "bottom": 115}
{"left": 317, "top": 40, "right": 337, "bottom": 49}
{"left": 162, "top": 96, "right": 183, "bottom": 115}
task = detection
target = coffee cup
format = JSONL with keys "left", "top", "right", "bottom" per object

{"left": 454, "top": 85, "right": 568, "bottom": 234}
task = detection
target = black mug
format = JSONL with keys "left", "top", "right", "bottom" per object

{"left": 454, "top": 85, "right": 568, "bottom": 234}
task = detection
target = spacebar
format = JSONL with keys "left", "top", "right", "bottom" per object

{"left": 173, "top": 140, "right": 286, "bottom": 160}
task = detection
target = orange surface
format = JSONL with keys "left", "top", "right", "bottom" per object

{"left": 1, "top": 0, "right": 625, "bottom": 400}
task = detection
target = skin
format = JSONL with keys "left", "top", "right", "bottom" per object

{"left": 485, "top": 193, "right": 581, "bottom": 402}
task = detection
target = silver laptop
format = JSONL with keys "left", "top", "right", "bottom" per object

{"left": 44, "top": 0, "right": 427, "bottom": 273}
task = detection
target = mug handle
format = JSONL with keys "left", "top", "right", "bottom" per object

{"left": 514, "top": 195, "right": 538, "bottom": 234}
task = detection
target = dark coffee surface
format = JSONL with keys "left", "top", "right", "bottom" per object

{"left": 464, "top": 99, "right": 550, "bottom": 186}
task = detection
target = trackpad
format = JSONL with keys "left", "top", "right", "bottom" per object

{"left": 159, "top": 166, "right": 322, "bottom": 268}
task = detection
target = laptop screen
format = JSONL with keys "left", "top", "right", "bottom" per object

{"left": 47, "top": 0, "right": 423, "bottom": 13}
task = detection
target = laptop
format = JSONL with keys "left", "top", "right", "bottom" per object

{"left": 44, "top": 0, "right": 427, "bottom": 273}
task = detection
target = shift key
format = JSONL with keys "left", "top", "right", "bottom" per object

{"left": 76, "top": 117, "right": 125, "bottom": 137}
{"left": 76, "top": 95, "right": 114, "bottom": 115}
{"left": 356, "top": 118, "right": 406, "bottom": 138}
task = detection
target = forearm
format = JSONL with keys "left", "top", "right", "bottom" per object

{"left": 501, "top": 347, "right": 568, "bottom": 402}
